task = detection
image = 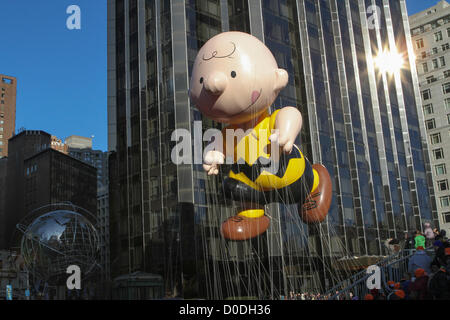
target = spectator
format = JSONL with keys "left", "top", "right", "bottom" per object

{"left": 364, "top": 294, "right": 374, "bottom": 301}
{"left": 408, "top": 246, "right": 432, "bottom": 275}
{"left": 436, "top": 229, "right": 447, "bottom": 242}
{"left": 370, "top": 288, "right": 385, "bottom": 300}
{"left": 428, "top": 263, "right": 440, "bottom": 283}
{"left": 414, "top": 231, "right": 426, "bottom": 249}
{"left": 445, "top": 248, "right": 450, "bottom": 268}
{"left": 385, "top": 239, "right": 399, "bottom": 255}
{"left": 404, "top": 232, "right": 415, "bottom": 250}
{"left": 400, "top": 273, "right": 412, "bottom": 299}
{"left": 424, "top": 223, "right": 435, "bottom": 247}
{"left": 408, "top": 268, "right": 430, "bottom": 300}
{"left": 387, "top": 280, "right": 395, "bottom": 290}
{"left": 432, "top": 240, "right": 446, "bottom": 268}
{"left": 386, "top": 281, "right": 402, "bottom": 300}
{"left": 429, "top": 266, "right": 449, "bottom": 300}
{"left": 433, "top": 229, "right": 440, "bottom": 239}
{"left": 389, "top": 290, "right": 405, "bottom": 300}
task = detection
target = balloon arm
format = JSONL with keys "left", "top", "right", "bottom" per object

{"left": 271, "top": 107, "right": 302, "bottom": 154}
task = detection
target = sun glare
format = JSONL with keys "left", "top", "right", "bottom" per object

{"left": 374, "top": 49, "right": 405, "bottom": 75}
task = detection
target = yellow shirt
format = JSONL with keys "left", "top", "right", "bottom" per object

{"left": 222, "top": 110, "right": 307, "bottom": 191}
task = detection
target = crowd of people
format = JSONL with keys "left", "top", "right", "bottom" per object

{"left": 279, "top": 228, "right": 450, "bottom": 301}
{"left": 283, "top": 292, "right": 330, "bottom": 300}
{"left": 363, "top": 228, "right": 450, "bottom": 300}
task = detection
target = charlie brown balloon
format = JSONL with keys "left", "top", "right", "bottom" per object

{"left": 190, "top": 32, "right": 332, "bottom": 241}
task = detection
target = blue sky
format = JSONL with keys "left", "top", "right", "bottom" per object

{"left": 406, "top": 0, "right": 443, "bottom": 15}
{"left": 0, "top": 1, "right": 441, "bottom": 152}
{"left": 0, "top": 1, "right": 107, "bottom": 151}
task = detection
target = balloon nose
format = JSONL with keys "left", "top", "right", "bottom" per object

{"left": 203, "top": 72, "right": 227, "bottom": 95}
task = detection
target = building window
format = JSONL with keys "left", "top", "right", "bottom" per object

{"left": 448, "top": 114, "right": 450, "bottom": 124}
{"left": 431, "top": 133, "right": 442, "bottom": 144}
{"left": 448, "top": 27, "right": 450, "bottom": 37}
{"left": 422, "top": 89, "right": 432, "bottom": 100}
{"left": 438, "top": 179, "right": 449, "bottom": 191}
{"left": 443, "top": 43, "right": 450, "bottom": 51}
{"left": 427, "top": 76, "right": 437, "bottom": 83}
{"left": 446, "top": 98, "right": 450, "bottom": 110}
{"left": 444, "top": 82, "right": 450, "bottom": 94}
{"left": 434, "top": 148, "right": 444, "bottom": 160}
{"left": 417, "top": 38, "right": 424, "bottom": 48}
{"left": 435, "top": 31, "right": 443, "bottom": 41}
{"left": 445, "top": 70, "right": 450, "bottom": 78}
{"left": 424, "top": 104, "right": 434, "bottom": 115}
{"left": 423, "top": 63, "right": 429, "bottom": 73}
{"left": 422, "top": 51, "right": 427, "bottom": 59}
{"left": 444, "top": 212, "right": 450, "bottom": 223}
{"left": 426, "top": 118, "right": 436, "bottom": 130}
{"left": 441, "top": 196, "right": 450, "bottom": 208}
{"left": 436, "top": 163, "right": 447, "bottom": 175}
{"left": 441, "top": 56, "right": 446, "bottom": 67}
{"left": 433, "top": 59, "right": 439, "bottom": 69}
{"left": 433, "top": 47, "right": 439, "bottom": 54}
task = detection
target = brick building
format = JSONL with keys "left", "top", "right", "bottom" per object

{"left": 0, "top": 75, "right": 17, "bottom": 158}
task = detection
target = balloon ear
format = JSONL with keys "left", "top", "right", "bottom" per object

{"left": 274, "top": 69, "right": 288, "bottom": 92}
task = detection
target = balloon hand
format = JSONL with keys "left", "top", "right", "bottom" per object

{"left": 203, "top": 150, "right": 225, "bottom": 175}
{"left": 269, "top": 132, "right": 295, "bottom": 154}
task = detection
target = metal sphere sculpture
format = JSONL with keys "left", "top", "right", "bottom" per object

{"left": 18, "top": 209, "right": 100, "bottom": 284}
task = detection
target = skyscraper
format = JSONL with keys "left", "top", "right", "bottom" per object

{"left": 66, "top": 135, "right": 109, "bottom": 190}
{"left": 410, "top": 0, "right": 450, "bottom": 234}
{"left": 66, "top": 135, "right": 110, "bottom": 280}
{"left": 108, "top": 0, "right": 437, "bottom": 298}
{"left": 0, "top": 75, "right": 16, "bottom": 158}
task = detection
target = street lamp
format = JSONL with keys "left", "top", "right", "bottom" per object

{"left": 374, "top": 49, "right": 405, "bottom": 75}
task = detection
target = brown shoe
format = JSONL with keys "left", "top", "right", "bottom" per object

{"left": 300, "top": 164, "right": 332, "bottom": 224}
{"left": 221, "top": 215, "right": 270, "bottom": 241}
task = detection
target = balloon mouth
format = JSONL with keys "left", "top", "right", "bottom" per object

{"left": 225, "top": 88, "right": 263, "bottom": 118}
{"left": 199, "top": 88, "right": 263, "bottom": 122}
{"left": 251, "top": 90, "right": 261, "bottom": 104}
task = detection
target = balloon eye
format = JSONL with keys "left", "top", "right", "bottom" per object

{"left": 231, "top": 71, "right": 237, "bottom": 78}
{"left": 200, "top": 77, "right": 204, "bottom": 84}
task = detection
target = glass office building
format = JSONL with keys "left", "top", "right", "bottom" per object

{"left": 108, "top": 0, "right": 438, "bottom": 299}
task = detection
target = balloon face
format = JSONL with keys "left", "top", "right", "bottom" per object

{"left": 189, "top": 32, "right": 288, "bottom": 124}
